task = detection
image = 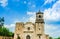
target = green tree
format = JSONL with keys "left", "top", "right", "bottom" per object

{"left": 2, "top": 27, "right": 9, "bottom": 36}
{"left": 57, "top": 37, "right": 60, "bottom": 39}
{"left": 0, "top": 17, "right": 14, "bottom": 37}
{"left": 0, "top": 27, "right": 14, "bottom": 37}
{"left": 49, "top": 37, "right": 53, "bottom": 39}
{"left": 0, "top": 27, "right": 3, "bottom": 36}
{"left": 0, "top": 17, "right": 4, "bottom": 27}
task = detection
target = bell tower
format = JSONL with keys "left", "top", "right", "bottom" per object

{"left": 35, "top": 10, "right": 44, "bottom": 39}
{"left": 36, "top": 10, "right": 44, "bottom": 23}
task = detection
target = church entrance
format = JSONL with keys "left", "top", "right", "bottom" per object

{"left": 17, "top": 35, "right": 20, "bottom": 39}
{"left": 26, "top": 35, "right": 30, "bottom": 39}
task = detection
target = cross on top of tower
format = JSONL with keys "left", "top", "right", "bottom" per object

{"left": 39, "top": 10, "right": 40, "bottom": 12}
{"left": 37, "top": 10, "right": 43, "bottom": 14}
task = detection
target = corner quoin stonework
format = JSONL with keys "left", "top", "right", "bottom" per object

{"left": 14, "top": 11, "right": 49, "bottom": 39}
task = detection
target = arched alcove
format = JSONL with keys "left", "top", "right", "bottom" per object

{"left": 17, "top": 35, "right": 20, "bottom": 39}
{"left": 26, "top": 35, "right": 30, "bottom": 39}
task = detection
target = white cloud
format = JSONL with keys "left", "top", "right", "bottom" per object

{"left": 45, "top": 24, "right": 60, "bottom": 37}
{"left": 44, "top": 0, "right": 60, "bottom": 21}
{"left": 44, "top": 9, "right": 60, "bottom": 21}
{"left": 44, "top": 0, "right": 56, "bottom": 5}
{"left": 0, "top": 0, "right": 8, "bottom": 7}
{"left": 29, "top": 16, "right": 35, "bottom": 23}
{"left": 27, "top": 11, "right": 36, "bottom": 23}
{"left": 27, "top": 11, "right": 35, "bottom": 15}
{"left": 44, "top": 0, "right": 60, "bottom": 37}
{"left": 4, "top": 24, "right": 15, "bottom": 28}
{"left": 4, "top": 24, "right": 15, "bottom": 32}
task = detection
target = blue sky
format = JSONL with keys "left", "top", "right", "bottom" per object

{"left": 0, "top": 0, "right": 60, "bottom": 38}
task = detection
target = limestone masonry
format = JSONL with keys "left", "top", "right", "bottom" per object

{"left": 14, "top": 11, "right": 49, "bottom": 39}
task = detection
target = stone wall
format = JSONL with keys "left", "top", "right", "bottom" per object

{"left": 0, "top": 36, "right": 13, "bottom": 39}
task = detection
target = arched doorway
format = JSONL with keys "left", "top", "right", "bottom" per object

{"left": 26, "top": 35, "right": 30, "bottom": 39}
{"left": 17, "top": 35, "right": 20, "bottom": 39}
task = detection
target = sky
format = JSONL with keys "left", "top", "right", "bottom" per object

{"left": 0, "top": 0, "right": 60, "bottom": 38}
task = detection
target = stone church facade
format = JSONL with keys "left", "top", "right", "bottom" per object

{"left": 14, "top": 11, "right": 49, "bottom": 39}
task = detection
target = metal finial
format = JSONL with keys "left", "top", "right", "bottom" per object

{"left": 39, "top": 10, "right": 40, "bottom": 12}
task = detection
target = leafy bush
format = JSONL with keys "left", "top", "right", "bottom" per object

{"left": 0, "top": 27, "right": 14, "bottom": 37}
